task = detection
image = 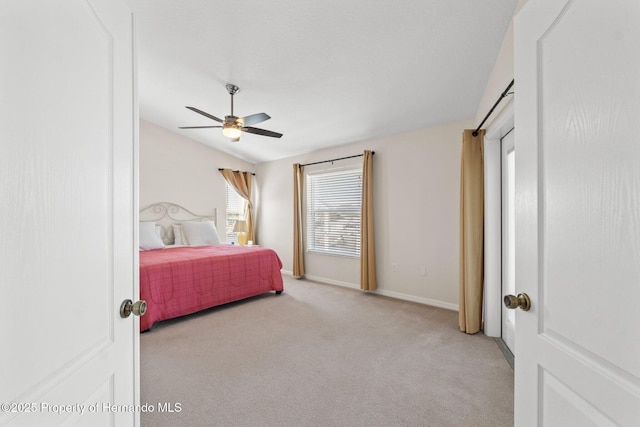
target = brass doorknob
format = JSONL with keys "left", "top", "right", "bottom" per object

{"left": 120, "top": 299, "right": 147, "bottom": 318}
{"left": 503, "top": 293, "right": 531, "bottom": 311}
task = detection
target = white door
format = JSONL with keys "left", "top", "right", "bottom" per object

{"left": 514, "top": 0, "right": 640, "bottom": 425}
{"left": 0, "top": 1, "right": 139, "bottom": 426}
{"left": 501, "top": 129, "right": 516, "bottom": 353}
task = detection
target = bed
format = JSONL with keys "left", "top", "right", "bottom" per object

{"left": 138, "top": 202, "right": 284, "bottom": 331}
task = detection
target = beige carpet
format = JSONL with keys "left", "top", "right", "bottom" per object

{"left": 141, "top": 276, "right": 513, "bottom": 426}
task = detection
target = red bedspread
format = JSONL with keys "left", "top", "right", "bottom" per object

{"left": 139, "top": 245, "right": 283, "bottom": 331}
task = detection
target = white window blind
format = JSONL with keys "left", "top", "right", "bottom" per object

{"left": 306, "top": 167, "right": 362, "bottom": 257}
{"left": 225, "top": 183, "right": 246, "bottom": 244}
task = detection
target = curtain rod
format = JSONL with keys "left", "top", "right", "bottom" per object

{"left": 472, "top": 79, "right": 514, "bottom": 137}
{"left": 300, "top": 151, "right": 375, "bottom": 167}
{"left": 218, "top": 168, "right": 256, "bottom": 176}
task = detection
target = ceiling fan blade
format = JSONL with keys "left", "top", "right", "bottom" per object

{"left": 178, "top": 125, "right": 222, "bottom": 129}
{"left": 240, "top": 112, "right": 270, "bottom": 126}
{"left": 185, "top": 106, "right": 223, "bottom": 123}
{"left": 241, "top": 126, "right": 282, "bottom": 138}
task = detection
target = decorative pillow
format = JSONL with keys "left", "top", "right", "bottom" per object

{"left": 156, "top": 225, "right": 166, "bottom": 243}
{"left": 181, "top": 221, "right": 220, "bottom": 246}
{"left": 172, "top": 224, "right": 186, "bottom": 245}
{"left": 140, "top": 222, "right": 165, "bottom": 250}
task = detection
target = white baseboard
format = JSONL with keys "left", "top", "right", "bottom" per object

{"left": 294, "top": 274, "right": 458, "bottom": 312}
{"left": 375, "top": 289, "right": 459, "bottom": 312}
{"left": 305, "top": 274, "right": 360, "bottom": 290}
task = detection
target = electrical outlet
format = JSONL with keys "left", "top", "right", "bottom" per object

{"left": 419, "top": 266, "right": 426, "bottom": 276}
{"left": 392, "top": 263, "right": 398, "bottom": 272}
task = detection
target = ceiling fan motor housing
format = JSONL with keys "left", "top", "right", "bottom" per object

{"left": 226, "top": 84, "right": 239, "bottom": 95}
{"left": 224, "top": 115, "right": 243, "bottom": 127}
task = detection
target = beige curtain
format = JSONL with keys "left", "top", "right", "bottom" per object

{"left": 360, "top": 150, "right": 377, "bottom": 291}
{"left": 220, "top": 169, "right": 255, "bottom": 242}
{"left": 293, "top": 163, "right": 305, "bottom": 277}
{"left": 459, "top": 130, "right": 485, "bottom": 334}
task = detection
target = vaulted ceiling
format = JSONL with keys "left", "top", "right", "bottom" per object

{"left": 125, "top": 0, "right": 517, "bottom": 163}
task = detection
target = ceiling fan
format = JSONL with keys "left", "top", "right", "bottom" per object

{"left": 179, "top": 84, "right": 283, "bottom": 142}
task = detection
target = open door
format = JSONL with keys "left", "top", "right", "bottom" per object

{"left": 0, "top": 0, "right": 139, "bottom": 425}
{"left": 513, "top": 0, "right": 640, "bottom": 425}
{"left": 500, "top": 128, "right": 516, "bottom": 354}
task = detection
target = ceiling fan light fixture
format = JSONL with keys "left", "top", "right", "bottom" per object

{"left": 222, "top": 125, "right": 241, "bottom": 139}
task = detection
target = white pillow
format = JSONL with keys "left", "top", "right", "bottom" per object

{"left": 173, "top": 224, "right": 186, "bottom": 245}
{"left": 181, "top": 221, "right": 220, "bottom": 246}
{"left": 140, "top": 222, "right": 165, "bottom": 250}
{"left": 156, "top": 225, "right": 165, "bottom": 243}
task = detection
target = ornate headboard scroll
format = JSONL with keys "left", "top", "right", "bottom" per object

{"left": 139, "top": 202, "right": 217, "bottom": 245}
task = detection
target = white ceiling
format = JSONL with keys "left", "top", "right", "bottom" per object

{"left": 125, "top": 0, "right": 517, "bottom": 164}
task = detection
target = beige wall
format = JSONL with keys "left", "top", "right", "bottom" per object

{"left": 256, "top": 119, "right": 473, "bottom": 309}
{"left": 475, "top": 0, "right": 529, "bottom": 128}
{"left": 139, "top": 119, "right": 255, "bottom": 240}
{"left": 139, "top": 118, "right": 476, "bottom": 309}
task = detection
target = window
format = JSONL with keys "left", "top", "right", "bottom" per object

{"left": 306, "top": 167, "right": 362, "bottom": 257}
{"left": 225, "top": 183, "right": 246, "bottom": 244}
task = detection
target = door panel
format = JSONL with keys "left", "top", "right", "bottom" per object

{"left": 540, "top": 2, "right": 640, "bottom": 378}
{"left": 514, "top": 0, "right": 640, "bottom": 425}
{"left": 0, "top": 0, "right": 137, "bottom": 425}
{"left": 541, "top": 371, "right": 616, "bottom": 427}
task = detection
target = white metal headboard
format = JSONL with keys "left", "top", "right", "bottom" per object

{"left": 139, "top": 202, "right": 217, "bottom": 245}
